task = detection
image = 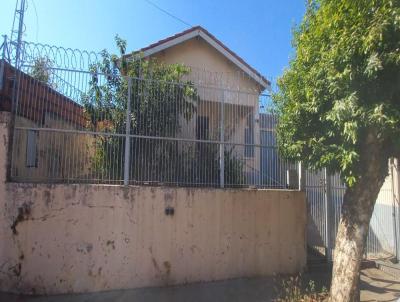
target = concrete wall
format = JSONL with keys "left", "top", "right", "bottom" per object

{"left": 0, "top": 112, "right": 307, "bottom": 295}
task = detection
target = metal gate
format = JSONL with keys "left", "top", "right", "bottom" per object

{"left": 306, "top": 163, "right": 400, "bottom": 262}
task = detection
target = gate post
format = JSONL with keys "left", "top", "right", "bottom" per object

{"left": 391, "top": 158, "right": 399, "bottom": 262}
{"left": 324, "top": 168, "right": 333, "bottom": 261}
{"left": 123, "top": 78, "right": 132, "bottom": 186}
{"left": 298, "top": 162, "right": 305, "bottom": 191}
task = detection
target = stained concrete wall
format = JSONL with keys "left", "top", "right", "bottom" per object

{"left": 0, "top": 112, "right": 307, "bottom": 295}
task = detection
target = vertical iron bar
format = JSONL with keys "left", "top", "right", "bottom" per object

{"left": 390, "top": 158, "right": 399, "bottom": 262}
{"left": 9, "top": 25, "right": 25, "bottom": 181}
{"left": 219, "top": 90, "right": 225, "bottom": 188}
{"left": 124, "top": 78, "right": 132, "bottom": 186}
{"left": 298, "top": 161, "right": 305, "bottom": 191}
{"left": 396, "top": 158, "right": 400, "bottom": 263}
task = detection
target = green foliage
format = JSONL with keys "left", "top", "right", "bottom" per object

{"left": 224, "top": 147, "right": 245, "bottom": 185}
{"left": 82, "top": 35, "right": 198, "bottom": 181}
{"left": 273, "top": 0, "right": 400, "bottom": 186}
{"left": 193, "top": 143, "right": 245, "bottom": 186}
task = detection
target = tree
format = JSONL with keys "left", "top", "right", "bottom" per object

{"left": 82, "top": 36, "right": 198, "bottom": 182}
{"left": 273, "top": 1, "right": 400, "bottom": 301}
{"left": 30, "top": 56, "right": 53, "bottom": 85}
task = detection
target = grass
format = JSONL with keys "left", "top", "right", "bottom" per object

{"left": 274, "top": 274, "right": 329, "bottom": 302}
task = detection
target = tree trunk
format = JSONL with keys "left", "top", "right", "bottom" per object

{"left": 329, "top": 141, "right": 389, "bottom": 302}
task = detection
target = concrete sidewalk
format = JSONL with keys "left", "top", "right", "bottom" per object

{"left": 360, "top": 268, "right": 400, "bottom": 302}
{"left": 0, "top": 268, "right": 399, "bottom": 302}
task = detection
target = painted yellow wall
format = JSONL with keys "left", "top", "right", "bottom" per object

{"left": 151, "top": 38, "right": 262, "bottom": 93}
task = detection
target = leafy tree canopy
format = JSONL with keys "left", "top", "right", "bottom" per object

{"left": 82, "top": 35, "right": 197, "bottom": 135}
{"left": 274, "top": 0, "right": 400, "bottom": 186}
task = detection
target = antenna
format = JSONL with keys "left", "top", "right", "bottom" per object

{"left": 10, "top": 0, "right": 27, "bottom": 68}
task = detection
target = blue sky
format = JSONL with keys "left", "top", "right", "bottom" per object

{"left": 0, "top": 0, "right": 306, "bottom": 82}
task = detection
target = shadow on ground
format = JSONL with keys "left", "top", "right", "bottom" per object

{"left": 0, "top": 268, "right": 399, "bottom": 302}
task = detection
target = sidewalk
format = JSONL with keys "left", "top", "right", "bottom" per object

{"left": 0, "top": 268, "right": 399, "bottom": 302}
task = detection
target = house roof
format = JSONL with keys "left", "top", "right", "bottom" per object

{"left": 0, "top": 60, "right": 86, "bottom": 127}
{"left": 128, "top": 26, "right": 270, "bottom": 91}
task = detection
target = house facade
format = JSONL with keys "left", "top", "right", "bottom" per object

{"left": 0, "top": 60, "right": 91, "bottom": 181}
{"left": 129, "top": 26, "right": 271, "bottom": 185}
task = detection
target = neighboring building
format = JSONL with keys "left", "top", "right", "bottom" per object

{"left": 127, "top": 26, "right": 271, "bottom": 185}
{"left": 0, "top": 60, "right": 86, "bottom": 126}
{"left": 0, "top": 60, "right": 90, "bottom": 181}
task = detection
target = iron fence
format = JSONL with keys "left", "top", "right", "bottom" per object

{"left": 1, "top": 37, "right": 298, "bottom": 189}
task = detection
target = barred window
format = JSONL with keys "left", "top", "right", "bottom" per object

{"left": 26, "top": 130, "right": 38, "bottom": 168}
